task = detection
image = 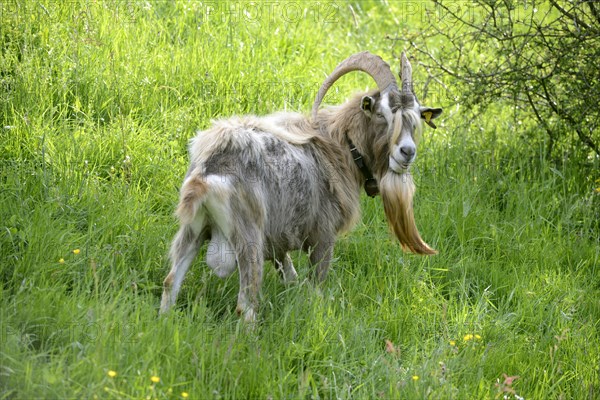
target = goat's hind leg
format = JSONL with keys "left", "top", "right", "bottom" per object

{"left": 160, "top": 224, "right": 206, "bottom": 313}
{"left": 234, "top": 229, "right": 264, "bottom": 323}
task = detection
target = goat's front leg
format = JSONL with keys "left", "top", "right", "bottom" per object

{"left": 275, "top": 253, "right": 298, "bottom": 284}
{"left": 235, "top": 236, "right": 264, "bottom": 323}
{"left": 309, "top": 240, "right": 334, "bottom": 283}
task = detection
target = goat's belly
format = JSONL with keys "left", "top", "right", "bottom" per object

{"left": 263, "top": 197, "right": 335, "bottom": 253}
{"left": 264, "top": 220, "right": 319, "bottom": 254}
{"left": 206, "top": 229, "right": 236, "bottom": 278}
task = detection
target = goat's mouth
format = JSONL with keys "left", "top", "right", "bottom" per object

{"left": 389, "top": 156, "right": 410, "bottom": 174}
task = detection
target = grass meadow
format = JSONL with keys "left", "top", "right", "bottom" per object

{"left": 1, "top": 1, "right": 599, "bottom": 399}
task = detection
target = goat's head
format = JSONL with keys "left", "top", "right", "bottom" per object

{"left": 312, "top": 51, "right": 442, "bottom": 255}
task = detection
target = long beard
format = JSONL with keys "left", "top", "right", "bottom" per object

{"left": 379, "top": 170, "right": 437, "bottom": 255}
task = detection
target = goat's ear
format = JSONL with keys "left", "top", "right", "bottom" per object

{"left": 361, "top": 95, "right": 375, "bottom": 116}
{"left": 420, "top": 107, "right": 443, "bottom": 129}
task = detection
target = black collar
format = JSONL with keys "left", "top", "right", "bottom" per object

{"left": 346, "top": 136, "right": 379, "bottom": 197}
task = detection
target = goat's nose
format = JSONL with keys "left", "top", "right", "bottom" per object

{"left": 400, "top": 145, "right": 415, "bottom": 160}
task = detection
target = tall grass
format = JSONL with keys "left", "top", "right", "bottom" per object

{"left": 1, "top": 1, "right": 599, "bottom": 399}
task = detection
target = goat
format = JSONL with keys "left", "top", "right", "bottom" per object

{"left": 160, "top": 52, "right": 443, "bottom": 321}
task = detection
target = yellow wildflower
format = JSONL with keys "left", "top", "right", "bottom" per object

{"left": 59, "top": 258, "right": 65, "bottom": 264}
{"left": 464, "top": 334, "right": 482, "bottom": 341}
{"left": 181, "top": 392, "right": 189, "bottom": 398}
{"left": 449, "top": 340, "right": 456, "bottom": 346}
{"left": 107, "top": 370, "right": 117, "bottom": 378}
{"left": 73, "top": 249, "right": 81, "bottom": 255}
{"left": 150, "top": 376, "right": 160, "bottom": 383}
{"left": 412, "top": 375, "right": 419, "bottom": 381}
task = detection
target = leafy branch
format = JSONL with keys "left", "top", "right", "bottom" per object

{"left": 391, "top": 0, "right": 600, "bottom": 159}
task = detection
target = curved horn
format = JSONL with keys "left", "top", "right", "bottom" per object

{"left": 400, "top": 52, "right": 416, "bottom": 108}
{"left": 400, "top": 52, "right": 413, "bottom": 93}
{"left": 311, "top": 51, "right": 399, "bottom": 120}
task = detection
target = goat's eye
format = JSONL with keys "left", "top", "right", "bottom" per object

{"left": 375, "top": 112, "right": 384, "bottom": 118}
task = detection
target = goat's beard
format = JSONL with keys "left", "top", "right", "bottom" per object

{"left": 379, "top": 170, "right": 437, "bottom": 255}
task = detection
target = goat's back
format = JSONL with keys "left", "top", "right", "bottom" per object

{"left": 181, "top": 113, "right": 360, "bottom": 256}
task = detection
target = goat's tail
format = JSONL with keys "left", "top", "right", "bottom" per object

{"left": 176, "top": 174, "right": 210, "bottom": 225}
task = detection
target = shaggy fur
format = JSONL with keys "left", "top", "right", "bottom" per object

{"left": 160, "top": 57, "right": 441, "bottom": 322}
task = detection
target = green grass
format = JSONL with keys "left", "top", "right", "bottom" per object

{"left": 1, "top": 1, "right": 599, "bottom": 399}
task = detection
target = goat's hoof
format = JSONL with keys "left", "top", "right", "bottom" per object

{"left": 236, "top": 305, "right": 256, "bottom": 324}
{"left": 159, "top": 305, "right": 171, "bottom": 315}
{"left": 159, "top": 297, "right": 172, "bottom": 315}
{"left": 243, "top": 309, "right": 256, "bottom": 323}
{"left": 282, "top": 270, "right": 298, "bottom": 284}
